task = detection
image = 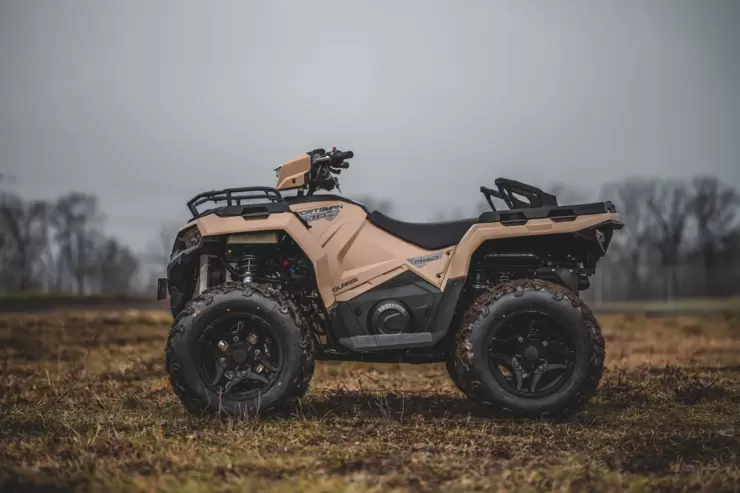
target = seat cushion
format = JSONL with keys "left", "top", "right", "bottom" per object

{"left": 367, "top": 211, "right": 476, "bottom": 250}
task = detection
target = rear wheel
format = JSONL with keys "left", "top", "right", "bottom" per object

{"left": 453, "top": 279, "right": 605, "bottom": 417}
{"left": 165, "top": 282, "right": 315, "bottom": 417}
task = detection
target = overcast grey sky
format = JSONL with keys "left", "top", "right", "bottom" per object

{"left": 1, "top": 0, "right": 739, "bottom": 251}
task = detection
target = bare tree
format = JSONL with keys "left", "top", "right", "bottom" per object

{"left": 143, "top": 221, "right": 182, "bottom": 272}
{"left": 50, "top": 193, "right": 105, "bottom": 294}
{"left": 97, "top": 237, "right": 140, "bottom": 294}
{"left": 600, "top": 178, "right": 658, "bottom": 297}
{"left": 646, "top": 180, "right": 691, "bottom": 299}
{"left": 689, "top": 177, "right": 740, "bottom": 294}
{"left": 0, "top": 192, "right": 51, "bottom": 291}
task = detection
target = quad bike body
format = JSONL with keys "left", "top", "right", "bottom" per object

{"left": 160, "top": 147, "right": 622, "bottom": 418}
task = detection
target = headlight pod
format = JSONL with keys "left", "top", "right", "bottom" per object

{"left": 181, "top": 226, "right": 202, "bottom": 250}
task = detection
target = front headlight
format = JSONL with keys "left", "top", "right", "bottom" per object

{"left": 182, "top": 226, "right": 202, "bottom": 249}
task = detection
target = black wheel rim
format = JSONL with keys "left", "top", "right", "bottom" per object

{"left": 197, "top": 313, "right": 282, "bottom": 400}
{"left": 487, "top": 310, "right": 577, "bottom": 398}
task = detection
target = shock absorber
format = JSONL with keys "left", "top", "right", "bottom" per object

{"left": 236, "top": 254, "right": 259, "bottom": 284}
{"left": 473, "top": 270, "right": 487, "bottom": 295}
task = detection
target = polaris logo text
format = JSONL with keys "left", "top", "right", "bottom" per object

{"left": 332, "top": 277, "right": 358, "bottom": 292}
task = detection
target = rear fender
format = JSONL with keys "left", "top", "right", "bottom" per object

{"left": 441, "top": 212, "right": 622, "bottom": 288}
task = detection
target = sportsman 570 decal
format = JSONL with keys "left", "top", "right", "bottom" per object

{"left": 297, "top": 204, "right": 343, "bottom": 222}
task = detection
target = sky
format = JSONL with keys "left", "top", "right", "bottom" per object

{"left": 1, "top": 0, "right": 739, "bottom": 252}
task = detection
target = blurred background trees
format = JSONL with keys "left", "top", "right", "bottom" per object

{"left": 1, "top": 174, "right": 738, "bottom": 302}
{"left": 0, "top": 191, "right": 140, "bottom": 295}
{"left": 589, "top": 175, "right": 740, "bottom": 302}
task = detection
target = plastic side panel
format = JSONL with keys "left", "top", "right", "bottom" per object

{"left": 191, "top": 212, "right": 334, "bottom": 307}
{"left": 289, "top": 200, "right": 454, "bottom": 302}
{"left": 276, "top": 154, "right": 310, "bottom": 190}
{"left": 332, "top": 276, "right": 464, "bottom": 352}
{"left": 442, "top": 212, "right": 621, "bottom": 288}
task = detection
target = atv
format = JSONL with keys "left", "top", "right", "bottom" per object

{"left": 159, "top": 147, "right": 622, "bottom": 418}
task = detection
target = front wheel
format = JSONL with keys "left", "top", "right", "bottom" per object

{"left": 165, "top": 282, "right": 315, "bottom": 417}
{"left": 452, "top": 279, "right": 605, "bottom": 417}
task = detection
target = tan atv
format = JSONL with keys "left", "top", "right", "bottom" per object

{"left": 159, "top": 147, "right": 622, "bottom": 418}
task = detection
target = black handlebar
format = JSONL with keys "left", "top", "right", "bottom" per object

{"left": 328, "top": 149, "right": 354, "bottom": 167}
{"left": 306, "top": 146, "right": 354, "bottom": 195}
{"left": 331, "top": 150, "right": 353, "bottom": 163}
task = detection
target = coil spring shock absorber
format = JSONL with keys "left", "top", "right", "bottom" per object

{"left": 236, "top": 254, "right": 259, "bottom": 284}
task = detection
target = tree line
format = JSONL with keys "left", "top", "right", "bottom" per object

{"left": 0, "top": 192, "right": 145, "bottom": 295}
{"left": 1, "top": 176, "right": 738, "bottom": 301}
{"left": 594, "top": 176, "right": 740, "bottom": 301}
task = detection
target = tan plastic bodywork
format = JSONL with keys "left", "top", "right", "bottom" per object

{"left": 440, "top": 213, "right": 621, "bottom": 289}
{"left": 183, "top": 201, "right": 620, "bottom": 310}
{"left": 275, "top": 154, "right": 310, "bottom": 191}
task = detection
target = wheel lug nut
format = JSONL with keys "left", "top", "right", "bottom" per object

{"left": 518, "top": 337, "right": 524, "bottom": 343}
{"left": 240, "top": 370, "right": 248, "bottom": 377}
{"left": 247, "top": 333, "right": 258, "bottom": 345}
{"left": 217, "top": 341, "right": 229, "bottom": 352}
{"left": 542, "top": 341, "right": 548, "bottom": 347}
{"left": 254, "top": 364, "right": 264, "bottom": 373}
{"left": 219, "top": 357, "right": 226, "bottom": 364}
{"left": 232, "top": 336, "right": 239, "bottom": 342}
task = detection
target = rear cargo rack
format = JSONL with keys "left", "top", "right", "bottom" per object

{"left": 187, "top": 187, "right": 283, "bottom": 218}
{"left": 480, "top": 178, "right": 558, "bottom": 212}
{"left": 478, "top": 177, "right": 618, "bottom": 226}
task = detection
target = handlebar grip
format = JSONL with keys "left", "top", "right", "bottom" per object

{"left": 330, "top": 150, "right": 354, "bottom": 165}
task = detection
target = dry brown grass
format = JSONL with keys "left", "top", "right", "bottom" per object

{"left": 1, "top": 309, "right": 739, "bottom": 492}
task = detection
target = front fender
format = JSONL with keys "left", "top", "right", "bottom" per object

{"left": 167, "top": 212, "right": 337, "bottom": 313}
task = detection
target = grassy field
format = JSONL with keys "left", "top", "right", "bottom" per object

{"left": 1, "top": 309, "right": 739, "bottom": 493}
{"left": 0, "top": 292, "right": 167, "bottom": 313}
{"left": 590, "top": 296, "right": 740, "bottom": 316}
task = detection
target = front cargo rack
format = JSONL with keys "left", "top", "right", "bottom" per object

{"left": 187, "top": 186, "right": 283, "bottom": 218}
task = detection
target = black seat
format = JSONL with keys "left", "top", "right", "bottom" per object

{"left": 367, "top": 211, "right": 477, "bottom": 250}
